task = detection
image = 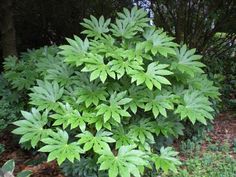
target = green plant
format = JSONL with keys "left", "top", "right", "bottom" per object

{"left": 0, "top": 159, "right": 32, "bottom": 177}
{"left": 166, "top": 151, "right": 236, "bottom": 177}
{"left": 203, "top": 33, "right": 236, "bottom": 110}
{"left": 0, "top": 75, "right": 23, "bottom": 133}
{"left": 179, "top": 139, "right": 202, "bottom": 156}
{"left": 3, "top": 46, "right": 58, "bottom": 90}
{"left": 0, "top": 46, "right": 60, "bottom": 135}
{"left": 61, "top": 157, "right": 108, "bottom": 177}
{"left": 13, "top": 7, "right": 219, "bottom": 177}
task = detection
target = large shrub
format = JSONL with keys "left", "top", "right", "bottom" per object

{"left": 13, "top": 7, "right": 220, "bottom": 176}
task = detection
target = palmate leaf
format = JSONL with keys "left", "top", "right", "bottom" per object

{"left": 29, "top": 80, "right": 64, "bottom": 111}
{"left": 171, "top": 45, "right": 205, "bottom": 77}
{"left": 143, "top": 90, "right": 176, "bottom": 118}
{"left": 175, "top": 90, "right": 214, "bottom": 124}
{"left": 50, "top": 102, "right": 86, "bottom": 131}
{"left": 108, "top": 58, "right": 144, "bottom": 79}
{"left": 152, "top": 147, "right": 181, "bottom": 174}
{"left": 125, "top": 85, "right": 147, "bottom": 114}
{"left": 187, "top": 74, "right": 220, "bottom": 99}
{"left": 39, "top": 129, "right": 83, "bottom": 165}
{"left": 81, "top": 53, "right": 116, "bottom": 83}
{"left": 76, "top": 130, "right": 115, "bottom": 153}
{"left": 12, "top": 108, "right": 50, "bottom": 148}
{"left": 129, "top": 62, "right": 173, "bottom": 90}
{"left": 35, "top": 53, "right": 64, "bottom": 76}
{"left": 111, "top": 7, "right": 149, "bottom": 39}
{"left": 59, "top": 36, "right": 89, "bottom": 66}
{"left": 128, "top": 119, "right": 155, "bottom": 146}
{"left": 142, "top": 27, "right": 178, "bottom": 57}
{"left": 76, "top": 80, "right": 108, "bottom": 107}
{"left": 3, "top": 55, "right": 39, "bottom": 90}
{"left": 81, "top": 15, "right": 111, "bottom": 38}
{"left": 113, "top": 127, "right": 136, "bottom": 149}
{"left": 155, "top": 116, "right": 184, "bottom": 138}
{"left": 45, "top": 63, "right": 75, "bottom": 86}
{"left": 97, "top": 145, "right": 149, "bottom": 177}
{"left": 3, "top": 46, "right": 57, "bottom": 90}
{"left": 111, "top": 19, "right": 137, "bottom": 39}
{"left": 84, "top": 112, "right": 113, "bottom": 131}
{"left": 89, "top": 34, "right": 116, "bottom": 57}
{"left": 96, "top": 91, "right": 131, "bottom": 123}
{"left": 117, "top": 6, "right": 149, "bottom": 30}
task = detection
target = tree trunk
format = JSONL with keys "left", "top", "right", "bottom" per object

{"left": 0, "top": 0, "right": 17, "bottom": 58}
{"left": 175, "top": 1, "right": 185, "bottom": 43}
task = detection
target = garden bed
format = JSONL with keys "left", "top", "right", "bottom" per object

{"left": 0, "top": 111, "right": 235, "bottom": 176}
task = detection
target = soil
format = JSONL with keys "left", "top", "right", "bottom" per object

{"left": 0, "top": 133, "right": 65, "bottom": 177}
{"left": 0, "top": 111, "right": 235, "bottom": 177}
{"left": 209, "top": 111, "right": 236, "bottom": 144}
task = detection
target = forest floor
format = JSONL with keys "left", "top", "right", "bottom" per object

{"left": 0, "top": 111, "right": 235, "bottom": 177}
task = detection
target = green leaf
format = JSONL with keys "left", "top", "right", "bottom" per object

{"left": 81, "top": 15, "right": 111, "bottom": 38}
{"left": 143, "top": 90, "right": 176, "bottom": 118}
{"left": 50, "top": 102, "right": 86, "bottom": 131}
{"left": 111, "top": 7, "right": 149, "bottom": 39}
{"left": 81, "top": 54, "right": 115, "bottom": 83}
{"left": 44, "top": 62, "right": 74, "bottom": 86}
{"left": 108, "top": 58, "right": 144, "bottom": 79}
{"left": 128, "top": 119, "right": 155, "bottom": 148}
{"left": 113, "top": 127, "right": 136, "bottom": 149}
{"left": 130, "top": 62, "right": 173, "bottom": 90}
{"left": 29, "top": 80, "right": 64, "bottom": 111}
{"left": 76, "top": 130, "right": 115, "bottom": 153}
{"left": 12, "top": 108, "right": 50, "bottom": 148}
{"left": 84, "top": 112, "right": 112, "bottom": 131}
{"left": 39, "top": 129, "right": 83, "bottom": 165}
{"left": 96, "top": 91, "right": 131, "bottom": 123}
{"left": 142, "top": 27, "right": 178, "bottom": 57}
{"left": 175, "top": 90, "right": 214, "bottom": 124}
{"left": 97, "top": 145, "right": 149, "bottom": 177}
{"left": 171, "top": 44, "right": 205, "bottom": 77}
{"left": 59, "top": 36, "right": 89, "bottom": 66}
{"left": 152, "top": 147, "right": 181, "bottom": 174}
{"left": 155, "top": 117, "right": 184, "bottom": 138}
{"left": 187, "top": 74, "right": 220, "bottom": 99}
{"left": 1, "top": 159, "right": 15, "bottom": 173}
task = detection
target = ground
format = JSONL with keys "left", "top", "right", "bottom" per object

{"left": 0, "top": 111, "right": 235, "bottom": 177}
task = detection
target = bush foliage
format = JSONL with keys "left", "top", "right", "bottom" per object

{"left": 12, "top": 7, "right": 220, "bottom": 177}
{"left": 0, "top": 46, "right": 59, "bottom": 135}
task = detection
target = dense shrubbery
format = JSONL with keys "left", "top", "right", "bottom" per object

{"left": 0, "top": 46, "right": 59, "bottom": 135}
{"left": 203, "top": 33, "right": 236, "bottom": 109}
{"left": 9, "top": 7, "right": 220, "bottom": 177}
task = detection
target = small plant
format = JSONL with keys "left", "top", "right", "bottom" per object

{"left": 166, "top": 152, "right": 236, "bottom": 177}
{"left": 179, "top": 139, "right": 202, "bottom": 156}
{"left": 0, "top": 160, "right": 31, "bottom": 177}
{"left": 0, "top": 76, "right": 23, "bottom": 133}
{"left": 13, "top": 7, "right": 219, "bottom": 177}
{"left": 61, "top": 157, "right": 108, "bottom": 177}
